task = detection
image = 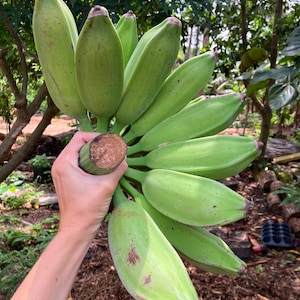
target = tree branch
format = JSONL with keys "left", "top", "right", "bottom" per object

{"left": 0, "top": 49, "right": 21, "bottom": 99}
{"left": 0, "top": 98, "right": 59, "bottom": 183}
{"left": 0, "top": 6, "right": 29, "bottom": 105}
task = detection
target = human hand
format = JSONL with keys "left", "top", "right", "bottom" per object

{"left": 51, "top": 131, "right": 127, "bottom": 237}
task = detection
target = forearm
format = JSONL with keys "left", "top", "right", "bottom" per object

{"left": 12, "top": 228, "right": 96, "bottom": 300}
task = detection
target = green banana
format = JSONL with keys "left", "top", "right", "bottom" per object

{"left": 124, "top": 51, "right": 217, "bottom": 143}
{"left": 32, "top": 0, "right": 91, "bottom": 130}
{"left": 125, "top": 168, "right": 250, "bottom": 226}
{"left": 108, "top": 185, "right": 198, "bottom": 299}
{"left": 75, "top": 5, "right": 124, "bottom": 132}
{"left": 113, "top": 17, "right": 182, "bottom": 131}
{"left": 115, "top": 10, "right": 138, "bottom": 67}
{"left": 127, "top": 135, "right": 262, "bottom": 180}
{"left": 127, "top": 93, "right": 246, "bottom": 155}
{"left": 120, "top": 178, "right": 247, "bottom": 276}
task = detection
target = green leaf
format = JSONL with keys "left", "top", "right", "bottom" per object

{"left": 282, "top": 26, "right": 300, "bottom": 57}
{"left": 268, "top": 83, "right": 296, "bottom": 110}
{"left": 235, "top": 71, "right": 252, "bottom": 81}
{"left": 246, "top": 80, "right": 268, "bottom": 96}
{"left": 250, "top": 69, "right": 275, "bottom": 84}
{"left": 251, "top": 67, "right": 294, "bottom": 84}
{"left": 280, "top": 196, "right": 300, "bottom": 206}
{"left": 282, "top": 42, "right": 300, "bottom": 57}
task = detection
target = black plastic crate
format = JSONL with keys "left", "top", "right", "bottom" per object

{"left": 261, "top": 221, "right": 294, "bottom": 248}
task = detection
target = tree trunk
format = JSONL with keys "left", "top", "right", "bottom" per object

{"left": 0, "top": 98, "right": 59, "bottom": 183}
{"left": 0, "top": 83, "right": 48, "bottom": 164}
{"left": 257, "top": 0, "right": 282, "bottom": 155}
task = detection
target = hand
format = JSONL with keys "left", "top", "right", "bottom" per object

{"left": 51, "top": 131, "right": 128, "bottom": 237}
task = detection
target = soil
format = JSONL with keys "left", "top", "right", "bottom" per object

{"left": 1, "top": 116, "right": 300, "bottom": 300}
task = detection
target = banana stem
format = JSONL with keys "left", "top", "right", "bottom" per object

{"left": 78, "top": 115, "right": 93, "bottom": 132}
{"left": 126, "top": 156, "right": 145, "bottom": 167}
{"left": 120, "top": 178, "right": 155, "bottom": 216}
{"left": 124, "top": 167, "right": 146, "bottom": 183}
{"left": 111, "top": 121, "right": 126, "bottom": 134}
{"left": 120, "top": 177, "right": 139, "bottom": 198}
{"left": 123, "top": 128, "right": 137, "bottom": 144}
{"left": 112, "top": 183, "right": 129, "bottom": 207}
{"left": 127, "top": 143, "right": 143, "bottom": 156}
{"left": 96, "top": 116, "right": 109, "bottom": 133}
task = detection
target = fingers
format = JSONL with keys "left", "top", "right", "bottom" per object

{"left": 63, "top": 131, "right": 100, "bottom": 157}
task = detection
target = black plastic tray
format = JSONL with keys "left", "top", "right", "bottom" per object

{"left": 261, "top": 221, "right": 294, "bottom": 248}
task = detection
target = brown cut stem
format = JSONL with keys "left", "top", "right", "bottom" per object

{"left": 79, "top": 133, "right": 127, "bottom": 175}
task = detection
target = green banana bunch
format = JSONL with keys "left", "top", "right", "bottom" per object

{"left": 33, "top": 3, "right": 258, "bottom": 295}
{"left": 113, "top": 17, "right": 182, "bottom": 131}
{"left": 120, "top": 178, "right": 247, "bottom": 276}
{"left": 124, "top": 168, "right": 250, "bottom": 226}
{"left": 115, "top": 10, "right": 138, "bottom": 67}
{"left": 127, "top": 93, "right": 246, "bottom": 155}
{"left": 75, "top": 5, "right": 124, "bottom": 132}
{"left": 108, "top": 185, "right": 198, "bottom": 300}
{"left": 32, "top": 0, "right": 91, "bottom": 131}
{"left": 124, "top": 51, "right": 217, "bottom": 143}
{"left": 127, "top": 135, "right": 262, "bottom": 180}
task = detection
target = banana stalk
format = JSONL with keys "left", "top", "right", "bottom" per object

{"left": 115, "top": 10, "right": 138, "bottom": 67}
{"left": 127, "top": 93, "right": 246, "bottom": 155}
{"left": 75, "top": 5, "right": 124, "bottom": 132}
{"left": 113, "top": 16, "right": 182, "bottom": 131}
{"left": 124, "top": 168, "right": 250, "bottom": 226}
{"left": 108, "top": 185, "right": 198, "bottom": 299}
{"left": 32, "top": 0, "right": 92, "bottom": 131}
{"left": 127, "top": 135, "right": 262, "bottom": 180}
{"left": 124, "top": 51, "right": 217, "bottom": 143}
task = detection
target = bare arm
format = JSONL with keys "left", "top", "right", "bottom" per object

{"left": 12, "top": 132, "right": 127, "bottom": 300}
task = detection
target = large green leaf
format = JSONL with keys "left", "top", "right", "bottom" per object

{"left": 268, "top": 83, "right": 296, "bottom": 110}
{"left": 282, "top": 26, "right": 300, "bottom": 56}
{"left": 282, "top": 42, "right": 300, "bottom": 57}
{"left": 246, "top": 80, "right": 268, "bottom": 96}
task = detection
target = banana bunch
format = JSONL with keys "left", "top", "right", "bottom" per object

{"left": 33, "top": 1, "right": 262, "bottom": 298}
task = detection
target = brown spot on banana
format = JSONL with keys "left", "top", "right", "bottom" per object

{"left": 127, "top": 244, "right": 140, "bottom": 265}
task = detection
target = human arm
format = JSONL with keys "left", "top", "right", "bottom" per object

{"left": 11, "top": 131, "right": 127, "bottom": 300}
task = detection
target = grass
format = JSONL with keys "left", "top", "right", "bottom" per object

{"left": 0, "top": 171, "right": 59, "bottom": 299}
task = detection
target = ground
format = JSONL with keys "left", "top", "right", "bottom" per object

{"left": 1, "top": 116, "right": 300, "bottom": 299}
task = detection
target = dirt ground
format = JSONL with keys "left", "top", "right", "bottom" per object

{"left": 1, "top": 116, "right": 300, "bottom": 299}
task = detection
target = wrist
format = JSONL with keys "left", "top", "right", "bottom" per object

{"left": 57, "top": 219, "right": 102, "bottom": 243}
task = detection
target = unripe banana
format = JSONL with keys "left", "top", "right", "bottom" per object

{"left": 127, "top": 93, "right": 246, "bottom": 155}
{"left": 124, "top": 51, "right": 217, "bottom": 143}
{"left": 32, "top": 0, "right": 91, "bottom": 130}
{"left": 115, "top": 10, "right": 138, "bottom": 67}
{"left": 108, "top": 185, "right": 198, "bottom": 300}
{"left": 127, "top": 135, "right": 262, "bottom": 180}
{"left": 113, "top": 17, "right": 182, "bottom": 131}
{"left": 120, "top": 178, "right": 247, "bottom": 276}
{"left": 75, "top": 5, "right": 124, "bottom": 132}
{"left": 125, "top": 168, "right": 250, "bottom": 226}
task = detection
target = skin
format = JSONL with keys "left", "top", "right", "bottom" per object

{"left": 11, "top": 131, "right": 128, "bottom": 300}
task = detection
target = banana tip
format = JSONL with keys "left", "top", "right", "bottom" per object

{"left": 89, "top": 5, "right": 108, "bottom": 18}
{"left": 244, "top": 199, "right": 253, "bottom": 216}
{"left": 255, "top": 141, "right": 264, "bottom": 152}
{"left": 239, "top": 93, "right": 247, "bottom": 103}
{"left": 167, "top": 16, "right": 182, "bottom": 28}
{"left": 124, "top": 10, "right": 136, "bottom": 18}
{"left": 211, "top": 51, "right": 219, "bottom": 61}
{"left": 238, "top": 264, "right": 248, "bottom": 276}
